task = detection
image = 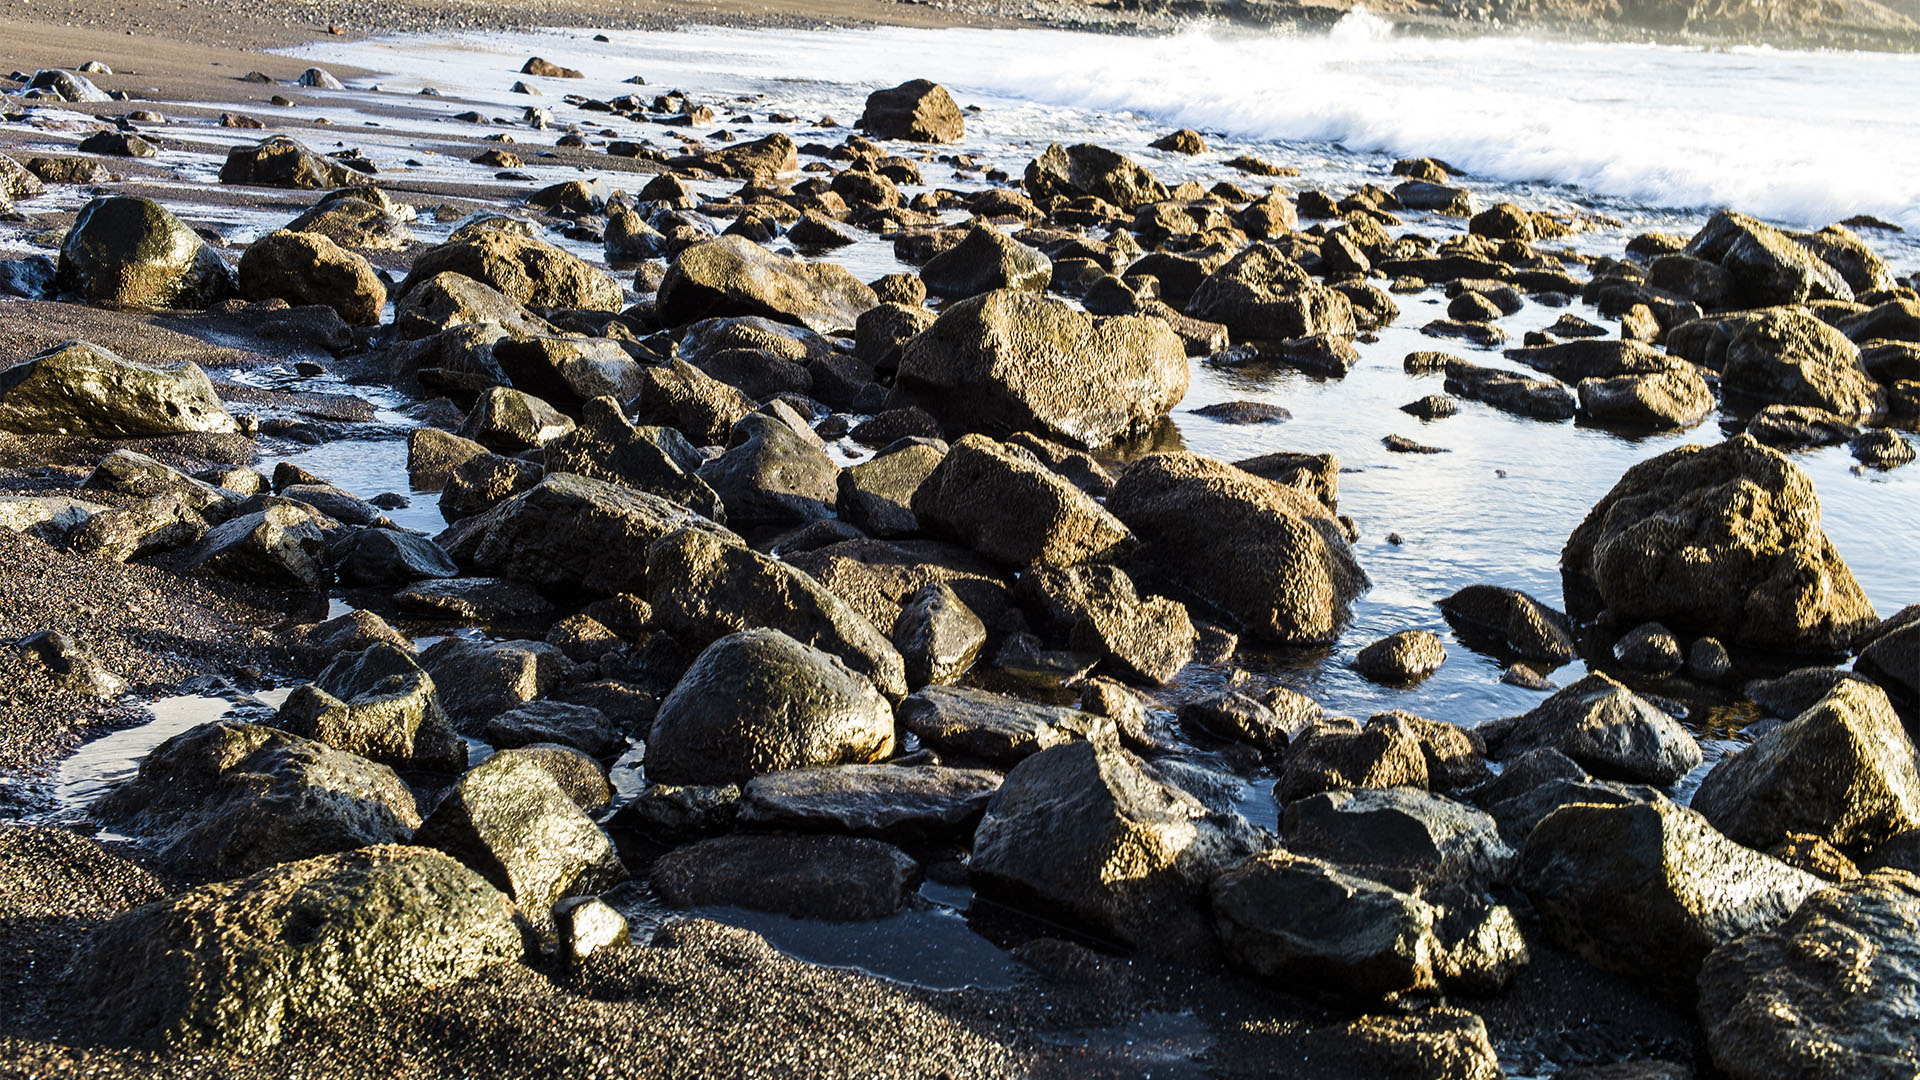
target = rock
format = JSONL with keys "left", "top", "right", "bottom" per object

{"left": 183, "top": 503, "right": 329, "bottom": 589}
{"left": 1107, "top": 452, "right": 1367, "bottom": 643}
{"left": 894, "top": 289, "right": 1189, "bottom": 448}
{"left": 1179, "top": 691, "right": 1293, "bottom": 756}
{"left": 1210, "top": 850, "right": 1442, "bottom": 1005}
{"left": 897, "top": 684, "right": 1106, "bottom": 767}
{"left": 25, "top": 68, "right": 112, "bottom": 103}
{"left": 285, "top": 610, "right": 411, "bottom": 674}
{"left": 656, "top": 235, "right": 876, "bottom": 333}
{"left": 1442, "top": 361, "right": 1577, "bottom": 421}
{"left": 392, "top": 269, "right": 553, "bottom": 340}
{"left": 1280, "top": 787, "right": 1515, "bottom": 891}
{"left": 91, "top": 721, "right": 421, "bottom": 880}
{"left": 972, "top": 739, "right": 1264, "bottom": 949}
{"left": 1697, "top": 868, "right": 1920, "bottom": 1080}
{"left": 1395, "top": 180, "right": 1474, "bottom": 215}
{"left": 331, "top": 527, "right": 459, "bottom": 588}
{"left": 489, "top": 335, "right": 645, "bottom": 411}
{"left": 1859, "top": 618, "right": 1920, "bottom": 701}
{"left": 1024, "top": 142, "right": 1168, "bottom": 211}
{"left": 521, "top": 56, "right": 583, "bottom": 78}
{"left": 645, "top": 528, "right": 906, "bottom": 699}
{"left": 737, "top": 763, "right": 998, "bottom": 843}
{"left": 696, "top": 410, "right": 839, "bottom": 528}
{"left": 1480, "top": 672, "right": 1701, "bottom": 786}
{"left": 1276, "top": 716, "right": 1431, "bottom": 804}
{"left": 1562, "top": 436, "right": 1879, "bottom": 655}
{"left": 479, "top": 701, "right": 620, "bottom": 758}
{"left": 461, "top": 390, "right": 573, "bottom": 455}
{"left": 287, "top": 189, "right": 415, "bottom": 251}
{"left": 399, "top": 229, "right": 624, "bottom": 312}
{"left": 858, "top": 79, "right": 964, "bottom": 143}
{"left": 651, "top": 834, "right": 918, "bottom": 920}
{"left": 395, "top": 576, "right": 552, "bottom": 622}
{"left": 645, "top": 628, "right": 895, "bottom": 786}
{"left": 1021, "top": 562, "right": 1195, "bottom": 684}
{"left": 1470, "top": 202, "right": 1537, "bottom": 242}
{"left": 1437, "top": 584, "right": 1575, "bottom": 662}
{"left": 414, "top": 750, "right": 625, "bottom": 917}
{"left": 837, "top": 438, "right": 944, "bottom": 537}
{"left": 1693, "top": 680, "right": 1920, "bottom": 851}
{"left": 542, "top": 397, "right": 721, "bottom": 519}
{"left": 56, "top": 196, "right": 236, "bottom": 309}
{"left": 1745, "top": 404, "right": 1859, "bottom": 449}
{"left": 440, "top": 472, "right": 733, "bottom": 596}
{"left": 496, "top": 744, "right": 612, "bottom": 815}
{"left": 0, "top": 494, "right": 106, "bottom": 544}
{"left": 1687, "top": 211, "right": 1852, "bottom": 308}
{"left": 9, "top": 630, "right": 126, "bottom": 696}
{"left": 1722, "top": 308, "right": 1881, "bottom": 415}
{"left": 1578, "top": 362, "right": 1716, "bottom": 429}
{"left": 1298, "top": 1007, "right": 1504, "bottom": 1080}
{"left": 920, "top": 224, "right": 1050, "bottom": 299}
{"left": 911, "top": 434, "right": 1134, "bottom": 568}
{"left": 77, "top": 131, "right": 157, "bottom": 158}
{"left": 1150, "top": 129, "right": 1207, "bottom": 154}
{"left": 895, "top": 580, "right": 986, "bottom": 687}
{"left": 0, "top": 340, "right": 237, "bottom": 437}
{"left": 274, "top": 643, "right": 465, "bottom": 772}
{"left": 628, "top": 358, "right": 756, "bottom": 446}
{"left": 1186, "top": 243, "right": 1356, "bottom": 344}
{"left": 220, "top": 136, "right": 370, "bottom": 190}
{"left": 1354, "top": 630, "right": 1447, "bottom": 685}
{"left": 554, "top": 895, "right": 629, "bottom": 962}
{"left": 69, "top": 845, "right": 519, "bottom": 1052}
{"left": 1614, "top": 621, "right": 1684, "bottom": 675}
{"left": 418, "top": 637, "right": 568, "bottom": 732}
{"left": 236, "top": 229, "right": 385, "bottom": 325}
{"left": 1851, "top": 428, "right": 1916, "bottom": 469}
{"left": 672, "top": 132, "right": 798, "bottom": 181}
{"left": 1519, "top": 799, "right": 1823, "bottom": 996}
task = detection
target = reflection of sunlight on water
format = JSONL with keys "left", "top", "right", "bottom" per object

{"left": 50, "top": 689, "right": 292, "bottom": 825}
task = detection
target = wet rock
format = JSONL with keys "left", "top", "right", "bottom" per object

{"left": 554, "top": 895, "right": 629, "bottom": 962}
{"left": 1395, "top": 180, "right": 1474, "bottom": 216}
{"left": 1281, "top": 787, "right": 1515, "bottom": 891}
{"left": 237, "top": 228, "right": 385, "bottom": 325}
{"left": 920, "top": 223, "right": 1050, "bottom": 299}
{"left": 1852, "top": 426, "right": 1916, "bottom": 468}
{"left": 77, "top": 131, "right": 156, "bottom": 158}
{"left": 858, "top": 78, "right": 964, "bottom": 143}
{"left": 837, "top": 437, "right": 944, "bottom": 537}
{"left": 69, "top": 845, "right": 519, "bottom": 1052}
{"left": 392, "top": 269, "right": 554, "bottom": 340}
{"left": 894, "top": 289, "right": 1189, "bottom": 448}
{"left": 414, "top": 749, "right": 625, "bottom": 918}
{"left": 491, "top": 335, "right": 645, "bottom": 411}
{"left": 399, "top": 228, "right": 625, "bottom": 312}
{"left": 652, "top": 834, "right": 919, "bottom": 920}
{"left": 972, "top": 738, "right": 1265, "bottom": 950}
{"left": 418, "top": 637, "right": 568, "bottom": 732}
{"left": 1024, "top": 142, "right": 1168, "bottom": 211}
{"left": 1179, "top": 690, "right": 1293, "bottom": 756}
{"left": 738, "top": 763, "right": 1000, "bottom": 841}
{"left": 912, "top": 434, "right": 1134, "bottom": 568}
{"left": 1021, "top": 561, "right": 1195, "bottom": 684}
{"left": 1519, "top": 799, "right": 1823, "bottom": 996}
{"left": 56, "top": 196, "right": 236, "bottom": 309}
{"left": 183, "top": 503, "right": 329, "bottom": 589}
{"left": 1745, "top": 403, "right": 1858, "bottom": 448}
{"left": 628, "top": 358, "right": 756, "bottom": 446}
{"left": 897, "top": 684, "right": 1107, "bottom": 767}
{"left": 437, "top": 451, "right": 544, "bottom": 520}
{"left": 1686, "top": 211, "right": 1852, "bottom": 308}
{"left": 1859, "top": 617, "right": 1920, "bottom": 702}
{"left": 1299, "top": 1006, "right": 1504, "bottom": 1080}
{"left": 1276, "top": 715, "right": 1431, "bottom": 804}
{"left": 1562, "top": 435, "right": 1878, "bottom": 655}
{"left": 1437, "top": 584, "right": 1575, "bottom": 663}
{"left": 1698, "top": 868, "right": 1920, "bottom": 1080}
{"left": 0, "top": 340, "right": 237, "bottom": 437}
{"left": 1693, "top": 679, "right": 1920, "bottom": 851}
{"left": 1107, "top": 452, "right": 1367, "bottom": 644}
{"left": 287, "top": 189, "right": 416, "bottom": 251}
{"left": 1577, "top": 362, "right": 1716, "bottom": 429}
{"left": 220, "top": 135, "right": 370, "bottom": 190}
{"left": 26, "top": 68, "right": 112, "bottom": 102}
{"left": 1354, "top": 630, "right": 1446, "bottom": 685}
{"left": 1614, "top": 621, "right": 1684, "bottom": 675}
{"left": 1186, "top": 243, "right": 1356, "bottom": 344}
{"left": 1442, "top": 361, "right": 1577, "bottom": 421}
{"left": 395, "top": 576, "right": 553, "bottom": 622}
{"left": 1479, "top": 672, "right": 1700, "bottom": 786}
{"left": 285, "top": 610, "right": 411, "bottom": 674}
{"left": 674, "top": 132, "right": 798, "bottom": 181}
{"left": 479, "top": 701, "right": 620, "bottom": 759}
{"left": 645, "top": 527, "right": 906, "bottom": 699}
{"left": 1150, "top": 129, "right": 1207, "bottom": 154}
{"left": 440, "top": 472, "right": 733, "bottom": 596}
{"left": 1722, "top": 307, "right": 1881, "bottom": 415}
{"left": 542, "top": 397, "right": 721, "bottom": 519}
{"left": 894, "top": 580, "right": 986, "bottom": 687}
{"left": 521, "top": 56, "right": 583, "bottom": 78}
{"left": 1210, "top": 850, "right": 1442, "bottom": 1005}
{"left": 331, "top": 527, "right": 459, "bottom": 588}
{"left": 275, "top": 643, "right": 464, "bottom": 772}
{"left": 91, "top": 721, "right": 421, "bottom": 879}
{"left": 656, "top": 235, "right": 876, "bottom": 333}
{"left": 696, "top": 410, "right": 839, "bottom": 528}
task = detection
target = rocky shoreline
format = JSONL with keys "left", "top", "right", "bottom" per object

{"left": 2, "top": 26, "right": 1918, "bottom": 1080}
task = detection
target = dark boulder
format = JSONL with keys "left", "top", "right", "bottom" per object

{"left": 56, "top": 196, "right": 236, "bottom": 309}
{"left": 652, "top": 834, "right": 919, "bottom": 920}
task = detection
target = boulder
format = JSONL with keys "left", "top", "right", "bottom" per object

{"left": 90, "top": 721, "right": 421, "bottom": 880}
{"left": 1692, "top": 679, "right": 1920, "bottom": 851}
{"left": 837, "top": 437, "right": 944, "bottom": 537}
{"left": 1577, "top": 362, "right": 1715, "bottom": 429}
{"left": 542, "top": 397, "right": 721, "bottom": 519}
{"left": 0, "top": 340, "right": 237, "bottom": 437}
{"left": 1275, "top": 716, "right": 1431, "bottom": 804}
{"left": 1297, "top": 1007, "right": 1505, "bottom": 1080}
{"left": 183, "top": 503, "right": 329, "bottom": 589}
{"left": 1107, "top": 452, "right": 1367, "bottom": 643}
{"left": 1186, "top": 244, "right": 1357, "bottom": 344}
{"left": 482, "top": 701, "right": 624, "bottom": 758}
{"left": 971, "top": 738, "right": 1266, "bottom": 949}
{"left": 56, "top": 196, "right": 236, "bottom": 309}
{"left": 696, "top": 411, "right": 840, "bottom": 528}
{"left": 414, "top": 750, "right": 626, "bottom": 917}
{"left": 1685, "top": 211, "right": 1852, "bottom": 308}
{"left": 1858, "top": 618, "right": 1920, "bottom": 701}
{"left": 1024, "top": 142, "right": 1168, "bottom": 211}
{"left": 1020, "top": 561, "right": 1195, "bottom": 684}
{"left": 392, "top": 269, "right": 553, "bottom": 340}
{"left": 920, "top": 224, "right": 1051, "bottom": 299}
{"left": 286, "top": 190, "right": 416, "bottom": 251}
{"left": 1436, "top": 584, "right": 1575, "bottom": 662}
{"left": 398, "top": 229, "right": 624, "bottom": 312}
{"left": 1478, "top": 672, "right": 1702, "bottom": 786}
{"left": 490, "top": 335, "right": 645, "bottom": 410}
{"left": 656, "top": 235, "right": 877, "bottom": 333}
{"left": 628, "top": 358, "right": 757, "bottom": 446}
{"left": 331, "top": 527, "right": 460, "bottom": 589}
{"left": 1697, "top": 868, "right": 1920, "bottom": 1080}
{"left": 238, "top": 229, "right": 385, "bottom": 325}
{"left": 645, "top": 527, "right": 907, "bottom": 699}
{"left": 651, "top": 834, "right": 919, "bottom": 920}
{"left": 1562, "top": 435, "right": 1878, "bottom": 654}
{"left": 1353, "top": 629, "right": 1447, "bottom": 685}
{"left": 68, "top": 846, "right": 519, "bottom": 1052}
{"left": 1722, "top": 308, "right": 1882, "bottom": 415}
{"left": 1519, "top": 799, "right": 1823, "bottom": 996}
{"left": 220, "top": 136, "right": 371, "bottom": 190}
{"left": 737, "top": 764, "right": 1000, "bottom": 842}
{"left": 894, "top": 580, "right": 987, "bottom": 687}
{"left": 911, "top": 434, "right": 1134, "bottom": 567}
{"left": 646, "top": 628, "right": 895, "bottom": 786}
{"left": 674, "top": 132, "right": 798, "bottom": 181}
{"left": 1280, "top": 787, "right": 1515, "bottom": 891}
{"left": 274, "top": 643, "right": 465, "bottom": 772}
{"left": 418, "top": 637, "right": 568, "bottom": 732}
{"left": 897, "top": 684, "right": 1107, "bottom": 767}
{"left": 858, "top": 79, "right": 964, "bottom": 143}
{"left": 894, "top": 288, "right": 1189, "bottom": 448}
